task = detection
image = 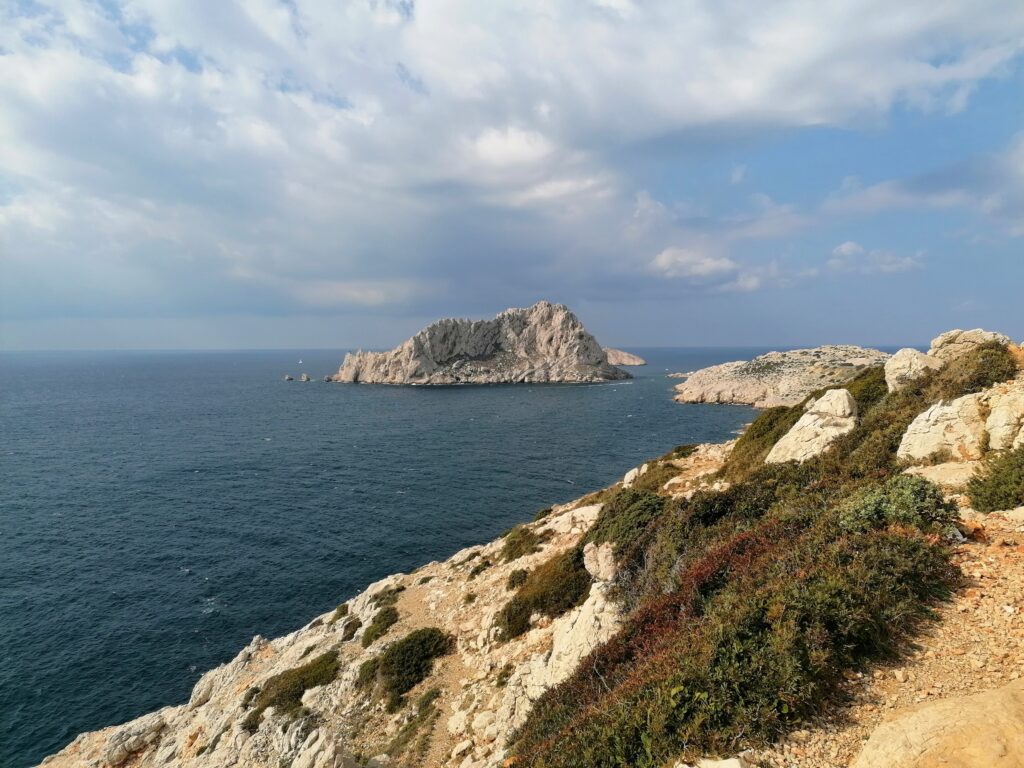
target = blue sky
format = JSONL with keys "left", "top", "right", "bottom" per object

{"left": 0, "top": 0, "right": 1022, "bottom": 350}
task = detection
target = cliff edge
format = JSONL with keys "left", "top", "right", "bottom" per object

{"left": 331, "top": 301, "right": 629, "bottom": 385}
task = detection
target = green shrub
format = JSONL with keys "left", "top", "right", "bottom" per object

{"left": 468, "top": 559, "right": 492, "bottom": 579}
{"left": 838, "top": 475, "right": 957, "bottom": 533}
{"left": 418, "top": 575, "right": 434, "bottom": 585}
{"left": 585, "top": 488, "right": 665, "bottom": 558}
{"left": 340, "top": 617, "right": 362, "bottom": 641}
{"left": 720, "top": 405, "right": 803, "bottom": 482}
{"left": 502, "top": 525, "right": 551, "bottom": 562}
{"left": 362, "top": 606, "right": 399, "bottom": 647}
{"left": 534, "top": 506, "right": 554, "bottom": 521}
{"left": 241, "top": 651, "right": 340, "bottom": 733}
{"left": 938, "top": 341, "right": 1018, "bottom": 397}
{"left": 386, "top": 688, "right": 442, "bottom": 760}
{"left": 629, "top": 463, "right": 683, "bottom": 494}
{"left": 329, "top": 603, "right": 349, "bottom": 624}
{"left": 359, "top": 628, "right": 454, "bottom": 711}
{"left": 496, "top": 548, "right": 592, "bottom": 641}
{"left": 371, "top": 586, "right": 405, "bottom": 608}
{"left": 506, "top": 568, "right": 529, "bottom": 590}
{"left": 464, "top": 592, "right": 477, "bottom": 605}
{"left": 659, "top": 444, "right": 698, "bottom": 462}
{"left": 496, "top": 662, "right": 514, "bottom": 688}
{"left": 968, "top": 447, "right": 1024, "bottom": 512}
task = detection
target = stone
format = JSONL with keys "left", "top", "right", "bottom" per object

{"left": 583, "top": 541, "right": 617, "bottom": 582}
{"left": 897, "top": 393, "right": 988, "bottom": 462}
{"left": 928, "top": 328, "right": 1012, "bottom": 361}
{"left": 299, "top": 373, "right": 311, "bottom": 382}
{"left": 284, "top": 374, "right": 294, "bottom": 381}
{"left": 672, "top": 345, "right": 888, "bottom": 407}
{"left": 765, "top": 389, "right": 858, "bottom": 464}
{"left": 103, "top": 711, "right": 166, "bottom": 765}
{"left": 885, "top": 348, "right": 945, "bottom": 392}
{"left": 904, "top": 461, "right": 982, "bottom": 490}
{"left": 985, "top": 378, "right": 1024, "bottom": 451}
{"left": 330, "top": 301, "right": 630, "bottom": 385}
{"left": 851, "top": 678, "right": 1024, "bottom": 767}
{"left": 603, "top": 347, "right": 647, "bottom": 366}
{"left": 451, "top": 740, "right": 473, "bottom": 759}
{"left": 622, "top": 463, "right": 648, "bottom": 488}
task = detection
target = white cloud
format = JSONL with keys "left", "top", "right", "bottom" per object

{"left": 730, "top": 164, "right": 747, "bottom": 185}
{"left": 649, "top": 247, "right": 736, "bottom": 279}
{"left": 827, "top": 241, "right": 923, "bottom": 273}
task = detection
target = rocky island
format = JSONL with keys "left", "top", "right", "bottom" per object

{"left": 672, "top": 345, "right": 889, "bottom": 407}
{"left": 331, "top": 301, "right": 629, "bottom": 385}
{"left": 44, "top": 328, "right": 1024, "bottom": 768}
{"left": 602, "top": 348, "right": 646, "bottom": 366}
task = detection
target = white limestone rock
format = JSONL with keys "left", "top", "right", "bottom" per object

{"left": 622, "top": 462, "right": 649, "bottom": 488}
{"left": 673, "top": 346, "right": 888, "bottom": 407}
{"left": 885, "top": 348, "right": 945, "bottom": 392}
{"left": 765, "top": 389, "right": 858, "bottom": 464}
{"left": 897, "top": 393, "right": 987, "bottom": 462}
{"left": 986, "top": 378, "right": 1024, "bottom": 451}
{"left": 583, "top": 541, "right": 617, "bottom": 582}
{"left": 603, "top": 347, "right": 647, "bottom": 366}
{"left": 928, "top": 328, "right": 1012, "bottom": 361}
{"left": 331, "top": 301, "right": 630, "bottom": 385}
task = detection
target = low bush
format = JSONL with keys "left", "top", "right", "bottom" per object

{"left": 506, "top": 568, "right": 529, "bottom": 590}
{"left": 838, "top": 475, "right": 957, "bottom": 533}
{"left": 720, "top": 405, "right": 803, "bottom": 482}
{"left": 495, "top": 548, "right": 591, "bottom": 640}
{"left": 468, "top": 559, "right": 492, "bottom": 579}
{"left": 629, "top": 463, "right": 683, "bottom": 494}
{"left": 386, "top": 688, "right": 442, "bottom": 762}
{"left": 534, "top": 506, "right": 553, "bottom": 521}
{"left": 585, "top": 488, "right": 666, "bottom": 558}
{"left": 968, "top": 446, "right": 1024, "bottom": 512}
{"left": 937, "top": 341, "right": 1018, "bottom": 398}
{"left": 359, "top": 628, "right": 454, "bottom": 711}
{"left": 496, "top": 662, "right": 514, "bottom": 688}
{"left": 241, "top": 650, "right": 340, "bottom": 733}
{"left": 659, "top": 444, "right": 698, "bottom": 462}
{"left": 362, "top": 606, "right": 399, "bottom": 647}
{"left": 329, "top": 603, "right": 349, "bottom": 624}
{"left": 371, "top": 586, "right": 405, "bottom": 608}
{"left": 463, "top": 592, "right": 477, "bottom": 605}
{"left": 502, "top": 525, "right": 550, "bottom": 562}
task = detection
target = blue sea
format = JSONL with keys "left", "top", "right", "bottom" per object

{"left": 0, "top": 348, "right": 758, "bottom": 768}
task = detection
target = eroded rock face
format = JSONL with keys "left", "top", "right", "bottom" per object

{"left": 928, "top": 328, "right": 1012, "bottom": 361}
{"left": 765, "top": 389, "right": 857, "bottom": 464}
{"left": 672, "top": 346, "right": 888, "bottom": 408}
{"left": 603, "top": 348, "right": 647, "bottom": 366}
{"left": 885, "top": 348, "right": 945, "bottom": 392}
{"left": 332, "top": 301, "right": 630, "bottom": 385}
{"left": 851, "top": 679, "right": 1024, "bottom": 768}
{"left": 897, "top": 379, "right": 1024, "bottom": 462}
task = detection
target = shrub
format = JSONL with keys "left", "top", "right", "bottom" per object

{"left": 362, "top": 606, "right": 399, "bottom": 647}
{"left": 938, "top": 341, "right": 1018, "bottom": 397}
{"left": 630, "top": 463, "right": 683, "bottom": 494}
{"left": 386, "top": 688, "right": 442, "bottom": 760}
{"left": 468, "top": 559, "right": 492, "bottom": 579}
{"left": 329, "top": 603, "right": 349, "bottom": 624}
{"left": 464, "top": 592, "right": 477, "bottom": 605}
{"left": 720, "top": 405, "right": 803, "bottom": 482}
{"left": 241, "top": 650, "right": 340, "bottom": 733}
{"left": 495, "top": 548, "right": 592, "bottom": 640}
{"left": 506, "top": 568, "right": 529, "bottom": 590}
{"left": 968, "top": 447, "right": 1024, "bottom": 512}
{"left": 838, "top": 475, "right": 958, "bottom": 533}
{"left": 340, "top": 617, "right": 362, "bottom": 641}
{"left": 371, "top": 586, "right": 405, "bottom": 608}
{"left": 534, "top": 506, "right": 553, "bottom": 521}
{"left": 659, "top": 444, "right": 698, "bottom": 462}
{"left": 585, "top": 488, "right": 665, "bottom": 558}
{"left": 496, "top": 662, "right": 514, "bottom": 688}
{"left": 502, "top": 525, "right": 552, "bottom": 562}
{"left": 418, "top": 575, "right": 433, "bottom": 585}
{"left": 359, "top": 628, "right": 454, "bottom": 711}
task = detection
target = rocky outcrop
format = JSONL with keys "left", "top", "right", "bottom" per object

{"left": 928, "top": 328, "right": 1012, "bottom": 361}
{"left": 885, "top": 348, "right": 945, "bottom": 392}
{"left": 897, "top": 378, "right": 1024, "bottom": 462}
{"left": 851, "top": 679, "right": 1024, "bottom": 768}
{"left": 672, "top": 346, "right": 888, "bottom": 408}
{"left": 765, "top": 389, "right": 858, "bottom": 464}
{"left": 603, "top": 348, "right": 647, "bottom": 366}
{"left": 331, "top": 302, "right": 629, "bottom": 385}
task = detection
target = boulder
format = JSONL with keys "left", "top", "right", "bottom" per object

{"left": 103, "top": 711, "right": 167, "bottom": 765}
{"left": 582, "top": 541, "right": 617, "bottom": 582}
{"left": 986, "top": 378, "right": 1024, "bottom": 451}
{"left": 622, "top": 463, "right": 648, "bottom": 488}
{"left": 603, "top": 348, "right": 647, "bottom": 366}
{"left": 897, "top": 393, "right": 987, "bottom": 462}
{"left": 851, "top": 678, "right": 1024, "bottom": 768}
{"left": 765, "top": 389, "right": 857, "bottom": 464}
{"left": 928, "top": 328, "right": 1012, "bottom": 361}
{"left": 885, "top": 348, "right": 945, "bottom": 392}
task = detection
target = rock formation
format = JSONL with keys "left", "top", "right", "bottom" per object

{"left": 602, "top": 348, "right": 647, "bottom": 366}
{"left": 331, "top": 302, "right": 629, "bottom": 385}
{"left": 897, "top": 378, "right": 1024, "bottom": 462}
{"left": 765, "top": 389, "right": 858, "bottom": 464}
{"left": 928, "top": 328, "right": 1012, "bottom": 361}
{"left": 884, "top": 348, "right": 945, "bottom": 392}
{"left": 672, "top": 346, "right": 888, "bottom": 408}
{"left": 851, "top": 679, "right": 1024, "bottom": 768}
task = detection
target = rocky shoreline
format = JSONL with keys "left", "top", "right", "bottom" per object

{"left": 43, "top": 328, "right": 1024, "bottom": 768}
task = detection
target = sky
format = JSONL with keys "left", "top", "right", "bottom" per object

{"left": 1, "top": 0, "right": 1023, "bottom": 351}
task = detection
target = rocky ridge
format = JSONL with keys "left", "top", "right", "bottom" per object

{"left": 331, "top": 302, "right": 629, "bottom": 385}
{"left": 672, "top": 345, "right": 888, "bottom": 408}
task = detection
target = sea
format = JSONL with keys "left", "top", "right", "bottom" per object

{"left": 0, "top": 348, "right": 760, "bottom": 768}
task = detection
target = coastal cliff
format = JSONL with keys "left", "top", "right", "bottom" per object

{"left": 672, "top": 345, "right": 888, "bottom": 408}
{"left": 603, "top": 348, "right": 646, "bottom": 366}
{"left": 332, "top": 302, "right": 629, "bottom": 385}
{"left": 44, "top": 329, "right": 1024, "bottom": 768}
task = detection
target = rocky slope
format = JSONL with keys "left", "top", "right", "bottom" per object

{"left": 672, "top": 345, "right": 888, "bottom": 407}
{"left": 43, "top": 327, "right": 1024, "bottom": 768}
{"left": 331, "top": 302, "right": 629, "bottom": 385}
{"left": 602, "top": 348, "right": 647, "bottom": 366}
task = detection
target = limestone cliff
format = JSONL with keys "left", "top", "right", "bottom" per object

{"left": 672, "top": 345, "right": 888, "bottom": 408}
{"left": 332, "top": 302, "right": 629, "bottom": 385}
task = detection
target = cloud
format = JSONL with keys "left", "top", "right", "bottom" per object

{"left": 827, "top": 241, "right": 924, "bottom": 273}
{"left": 1, "top": 0, "right": 1023, "bottom": 332}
